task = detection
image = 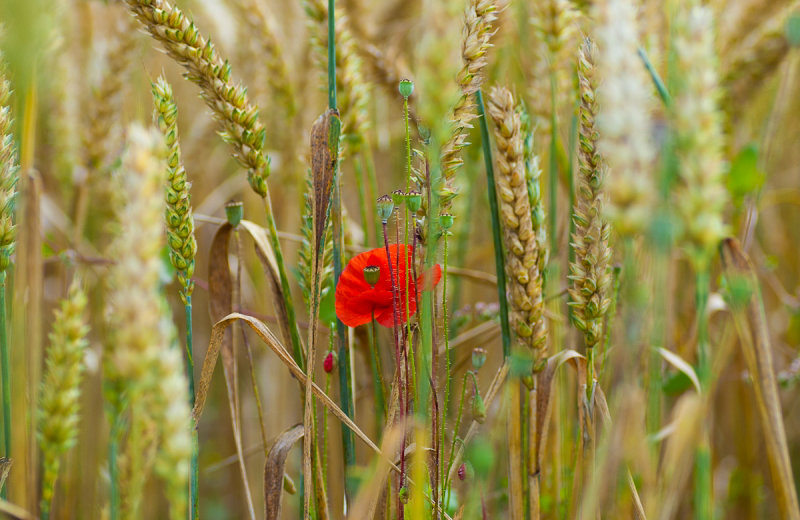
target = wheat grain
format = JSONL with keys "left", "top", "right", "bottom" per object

{"left": 37, "top": 282, "right": 89, "bottom": 517}
{"left": 569, "top": 38, "right": 612, "bottom": 349}
{"left": 487, "top": 86, "right": 547, "bottom": 363}
{"left": 152, "top": 76, "right": 197, "bottom": 303}
{"left": 673, "top": 3, "right": 728, "bottom": 270}
{"left": 595, "top": 0, "right": 656, "bottom": 238}
{"left": 439, "top": 0, "right": 502, "bottom": 212}
{"left": 105, "top": 125, "right": 190, "bottom": 519}
{"left": 0, "top": 54, "right": 17, "bottom": 273}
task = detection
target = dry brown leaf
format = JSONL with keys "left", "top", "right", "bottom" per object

{"left": 720, "top": 237, "right": 800, "bottom": 519}
{"left": 207, "top": 223, "right": 257, "bottom": 520}
{"left": 264, "top": 424, "right": 304, "bottom": 520}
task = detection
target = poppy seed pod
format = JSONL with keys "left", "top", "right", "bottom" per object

{"left": 363, "top": 265, "right": 381, "bottom": 286}
{"left": 376, "top": 194, "right": 394, "bottom": 223}
{"left": 398, "top": 79, "right": 414, "bottom": 99}
{"left": 406, "top": 191, "right": 422, "bottom": 212}
{"left": 225, "top": 201, "right": 243, "bottom": 227}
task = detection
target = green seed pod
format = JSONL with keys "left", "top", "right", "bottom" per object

{"left": 363, "top": 265, "right": 381, "bottom": 286}
{"left": 226, "top": 201, "right": 244, "bottom": 228}
{"left": 439, "top": 213, "right": 454, "bottom": 230}
{"left": 406, "top": 191, "right": 422, "bottom": 212}
{"left": 391, "top": 189, "right": 405, "bottom": 206}
{"left": 376, "top": 194, "right": 394, "bottom": 223}
{"left": 472, "top": 347, "right": 487, "bottom": 370}
{"left": 398, "top": 79, "right": 414, "bottom": 99}
{"left": 472, "top": 390, "right": 486, "bottom": 424}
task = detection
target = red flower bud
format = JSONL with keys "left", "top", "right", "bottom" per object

{"left": 458, "top": 463, "right": 466, "bottom": 481}
{"left": 323, "top": 351, "right": 335, "bottom": 373}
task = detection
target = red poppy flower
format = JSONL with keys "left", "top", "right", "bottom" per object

{"left": 335, "top": 244, "right": 442, "bottom": 328}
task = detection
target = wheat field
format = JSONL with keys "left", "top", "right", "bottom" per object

{"left": 0, "top": 0, "right": 798, "bottom": 518}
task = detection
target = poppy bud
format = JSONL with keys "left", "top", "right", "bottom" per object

{"left": 439, "top": 213, "right": 454, "bottom": 230}
{"left": 398, "top": 79, "right": 414, "bottom": 99}
{"left": 323, "top": 351, "right": 336, "bottom": 373}
{"left": 376, "top": 195, "right": 394, "bottom": 223}
{"left": 405, "top": 191, "right": 422, "bottom": 212}
{"left": 399, "top": 486, "right": 409, "bottom": 503}
{"left": 472, "top": 347, "right": 487, "bottom": 370}
{"left": 458, "top": 463, "right": 467, "bottom": 481}
{"left": 391, "top": 189, "right": 405, "bottom": 206}
{"left": 363, "top": 265, "right": 381, "bottom": 286}
{"left": 472, "top": 390, "right": 486, "bottom": 423}
{"left": 226, "top": 201, "right": 243, "bottom": 227}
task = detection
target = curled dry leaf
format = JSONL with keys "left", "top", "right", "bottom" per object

{"left": 264, "top": 424, "right": 304, "bottom": 520}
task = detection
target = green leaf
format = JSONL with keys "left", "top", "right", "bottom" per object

{"left": 662, "top": 370, "right": 692, "bottom": 395}
{"left": 726, "top": 144, "right": 765, "bottom": 204}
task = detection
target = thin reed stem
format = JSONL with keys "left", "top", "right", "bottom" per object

{"left": 0, "top": 272, "right": 9, "bottom": 498}
{"left": 475, "top": 90, "right": 511, "bottom": 358}
{"left": 694, "top": 268, "right": 712, "bottom": 520}
{"left": 184, "top": 295, "right": 198, "bottom": 519}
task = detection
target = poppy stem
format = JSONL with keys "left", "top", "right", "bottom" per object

{"left": 382, "top": 219, "right": 405, "bottom": 518}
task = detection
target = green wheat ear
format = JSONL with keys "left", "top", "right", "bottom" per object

{"left": 38, "top": 282, "right": 89, "bottom": 518}
{"left": 152, "top": 76, "right": 197, "bottom": 303}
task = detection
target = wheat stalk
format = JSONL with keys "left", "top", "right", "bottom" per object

{"left": 569, "top": 38, "right": 612, "bottom": 350}
{"left": 487, "top": 86, "right": 547, "bottom": 362}
{"left": 152, "top": 76, "right": 197, "bottom": 302}
{"left": 673, "top": 3, "right": 728, "bottom": 271}
{"left": 439, "top": 0, "right": 502, "bottom": 212}
{"left": 304, "top": 0, "right": 370, "bottom": 153}
{"left": 37, "top": 282, "right": 88, "bottom": 519}
{"left": 229, "top": 0, "right": 295, "bottom": 116}
{"left": 595, "top": 0, "right": 656, "bottom": 238}
{"left": 723, "top": 0, "right": 798, "bottom": 112}
{"left": 105, "top": 125, "right": 190, "bottom": 519}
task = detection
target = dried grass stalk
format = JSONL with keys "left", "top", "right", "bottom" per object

{"left": 723, "top": 0, "right": 798, "bottom": 112}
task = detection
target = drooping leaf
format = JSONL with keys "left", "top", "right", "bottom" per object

{"left": 206, "top": 222, "right": 257, "bottom": 519}
{"left": 264, "top": 424, "right": 304, "bottom": 520}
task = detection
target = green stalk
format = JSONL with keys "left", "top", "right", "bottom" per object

{"left": 475, "top": 90, "right": 511, "bottom": 358}
{"left": 439, "top": 227, "right": 451, "bottom": 501}
{"left": 184, "top": 293, "right": 198, "bottom": 519}
{"left": 368, "top": 314, "right": 386, "bottom": 426}
{"left": 694, "top": 268, "right": 712, "bottom": 520}
{"left": 0, "top": 271, "right": 8, "bottom": 499}
{"left": 419, "top": 164, "right": 440, "bottom": 421}
{"left": 638, "top": 47, "right": 672, "bottom": 108}
{"left": 354, "top": 155, "right": 370, "bottom": 246}
{"left": 548, "top": 73, "right": 559, "bottom": 257}
{"left": 327, "top": 0, "right": 357, "bottom": 498}
{"left": 262, "top": 197, "right": 304, "bottom": 369}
